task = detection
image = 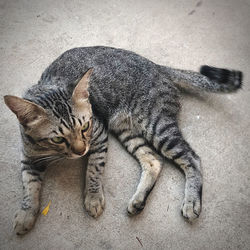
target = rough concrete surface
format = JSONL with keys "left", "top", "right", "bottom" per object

{"left": 0, "top": 0, "right": 250, "bottom": 249}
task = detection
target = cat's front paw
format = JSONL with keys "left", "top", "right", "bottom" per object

{"left": 127, "top": 193, "right": 146, "bottom": 215}
{"left": 13, "top": 209, "right": 37, "bottom": 235}
{"left": 181, "top": 196, "right": 201, "bottom": 222}
{"left": 84, "top": 191, "right": 105, "bottom": 218}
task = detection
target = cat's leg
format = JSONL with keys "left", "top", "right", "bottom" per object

{"left": 115, "top": 129, "right": 163, "bottom": 215}
{"left": 148, "top": 117, "right": 202, "bottom": 221}
{"left": 13, "top": 162, "right": 46, "bottom": 235}
{"left": 84, "top": 120, "right": 108, "bottom": 218}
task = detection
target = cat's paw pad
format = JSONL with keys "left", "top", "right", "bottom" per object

{"left": 181, "top": 198, "right": 201, "bottom": 222}
{"left": 84, "top": 192, "right": 105, "bottom": 218}
{"left": 13, "top": 209, "right": 37, "bottom": 235}
{"left": 127, "top": 194, "right": 146, "bottom": 215}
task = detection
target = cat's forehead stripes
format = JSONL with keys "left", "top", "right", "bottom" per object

{"left": 72, "top": 116, "right": 76, "bottom": 127}
{"left": 78, "top": 118, "right": 83, "bottom": 126}
{"left": 58, "top": 126, "right": 64, "bottom": 135}
{"left": 71, "top": 116, "right": 86, "bottom": 127}
{"left": 56, "top": 116, "right": 86, "bottom": 136}
{"left": 35, "top": 88, "right": 74, "bottom": 128}
{"left": 56, "top": 125, "right": 70, "bottom": 137}
{"left": 60, "top": 118, "right": 72, "bottom": 130}
{"left": 54, "top": 100, "right": 73, "bottom": 126}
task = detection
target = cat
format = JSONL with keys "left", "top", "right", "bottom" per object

{"left": 4, "top": 46, "right": 242, "bottom": 235}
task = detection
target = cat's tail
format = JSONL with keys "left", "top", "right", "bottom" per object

{"left": 165, "top": 65, "right": 243, "bottom": 93}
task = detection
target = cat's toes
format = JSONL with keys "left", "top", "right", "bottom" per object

{"left": 13, "top": 209, "right": 37, "bottom": 235}
{"left": 127, "top": 194, "right": 146, "bottom": 215}
{"left": 181, "top": 197, "right": 201, "bottom": 222}
{"left": 84, "top": 192, "right": 105, "bottom": 218}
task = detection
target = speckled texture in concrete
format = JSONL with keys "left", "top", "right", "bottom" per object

{"left": 0, "top": 0, "right": 249, "bottom": 249}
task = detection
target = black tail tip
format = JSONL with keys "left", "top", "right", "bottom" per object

{"left": 200, "top": 65, "right": 243, "bottom": 91}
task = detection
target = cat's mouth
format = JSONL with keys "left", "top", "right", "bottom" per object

{"left": 67, "top": 154, "right": 84, "bottom": 160}
{"left": 68, "top": 147, "right": 89, "bottom": 159}
{"left": 68, "top": 153, "right": 86, "bottom": 159}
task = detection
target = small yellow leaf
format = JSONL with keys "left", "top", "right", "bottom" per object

{"left": 42, "top": 201, "right": 51, "bottom": 216}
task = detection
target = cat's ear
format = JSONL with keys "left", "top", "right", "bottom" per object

{"left": 4, "top": 95, "right": 47, "bottom": 127}
{"left": 72, "top": 68, "right": 93, "bottom": 104}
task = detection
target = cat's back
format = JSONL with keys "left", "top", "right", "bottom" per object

{"left": 37, "top": 46, "right": 176, "bottom": 121}
{"left": 40, "top": 46, "right": 160, "bottom": 88}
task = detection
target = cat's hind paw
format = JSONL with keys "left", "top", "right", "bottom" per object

{"left": 84, "top": 192, "right": 105, "bottom": 218}
{"left": 127, "top": 194, "right": 146, "bottom": 215}
{"left": 13, "top": 209, "right": 37, "bottom": 235}
{"left": 181, "top": 197, "right": 201, "bottom": 222}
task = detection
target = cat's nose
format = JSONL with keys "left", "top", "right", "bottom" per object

{"left": 72, "top": 142, "right": 86, "bottom": 156}
{"left": 73, "top": 149, "right": 85, "bottom": 156}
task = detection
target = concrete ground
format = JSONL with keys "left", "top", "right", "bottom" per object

{"left": 0, "top": 0, "right": 249, "bottom": 249}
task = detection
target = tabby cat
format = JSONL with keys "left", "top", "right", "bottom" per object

{"left": 4, "top": 46, "right": 242, "bottom": 235}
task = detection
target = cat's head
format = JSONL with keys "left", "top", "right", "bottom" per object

{"left": 4, "top": 69, "right": 93, "bottom": 160}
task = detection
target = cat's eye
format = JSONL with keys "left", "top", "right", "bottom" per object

{"left": 81, "top": 122, "right": 89, "bottom": 133}
{"left": 51, "top": 136, "right": 65, "bottom": 144}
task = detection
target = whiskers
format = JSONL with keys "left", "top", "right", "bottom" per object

{"left": 47, "top": 155, "right": 66, "bottom": 167}
{"left": 29, "top": 154, "right": 66, "bottom": 167}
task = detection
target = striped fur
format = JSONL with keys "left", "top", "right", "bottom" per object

{"left": 4, "top": 46, "right": 242, "bottom": 234}
{"left": 84, "top": 118, "right": 108, "bottom": 217}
